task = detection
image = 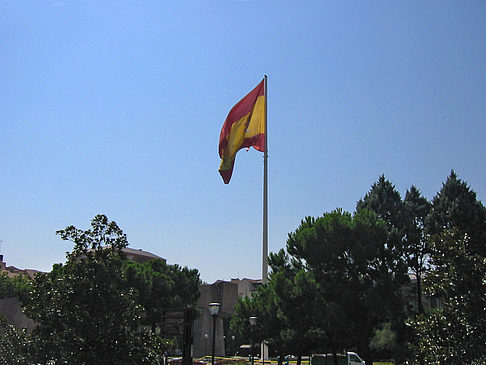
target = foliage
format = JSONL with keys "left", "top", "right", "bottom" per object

{"left": 426, "top": 171, "right": 486, "bottom": 248}
{"left": 232, "top": 207, "right": 409, "bottom": 364}
{"left": 402, "top": 186, "right": 430, "bottom": 314}
{"left": 408, "top": 230, "right": 486, "bottom": 364}
{"left": 123, "top": 258, "right": 200, "bottom": 330}
{"left": 0, "top": 315, "right": 33, "bottom": 365}
{"left": 357, "top": 175, "right": 403, "bottom": 230}
{"left": 231, "top": 283, "right": 278, "bottom": 346}
{"left": 269, "top": 251, "right": 326, "bottom": 363}
{"left": 356, "top": 176, "right": 416, "bottom": 362}
{"left": 408, "top": 172, "right": 486, "bottom": 364}
{"left": 232, "top": 278, "right": 298, "bottom": 365}
{"left": 0, "top": 272, "right": 32, "bottom": 304}
{"left": 231, "top": 172, "right": 486, "bottom": 364}
{"left": 24, "top": 214, "right": 167, "bottom": 364}
{"left": 356, "top": 176, "right": 408, "bottom": 280}
{"left": 370, "top": 322, "right": 397, "bottom": 356}
{"left": 293, "top": 209, "right": 408, "bottom": 363}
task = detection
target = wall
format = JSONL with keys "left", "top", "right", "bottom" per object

{"left": 0, "top": 297, "right": 36, "bottom": 331}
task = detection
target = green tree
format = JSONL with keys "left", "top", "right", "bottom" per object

{"left": 231, "top": 282, "right": 285, "bottom": 360}
{"left": 231, "top": 259, "right": 323, "bottom": 365}
{"left": 369, "top": 322, "right": 397, "bottom": 359}
{"left": 402, "top": 186, "right": 431, "bottom": 314}
{"left": 426, "top": 170, "right": 486, "bottom": 254}
{"left": 24, "top": 214, "right": 165, "bottom": 364}
{"left": 356, "top": 175, "right": 403, "bottom": 229}
{"left": 0, "top": 315, "right": 34, "bottom": 365}
{"left": 0, "top": 272, "right": 31, "bottom": 304}
{"left": 269, "top": 250, "right": 327, "bottom": 365}
{"left": 356, "top": 176, "right": 412, "bottom": 362}
{"left": 356, "top": 175, "right": 406, "bottom": 275}
{"left": 286, "top": 209, "right": 407, "bottom": 365}
{"left": 231, "top": 287, "right": 266, "bottom": 360}
{"left": 123, "top": 258, "right": 200, "bottom": 330}
{"left": 411, "top": 172, "right": 486, "bottom": 363}
{"left": 410, "top": 229, "right": 486, "bottom": 364}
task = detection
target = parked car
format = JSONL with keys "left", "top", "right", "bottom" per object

{"left": 236, "top": 344, "right": 260, "bottom": 358}
{"left": 311, "top": 352, "right": 365, "bottom": 365}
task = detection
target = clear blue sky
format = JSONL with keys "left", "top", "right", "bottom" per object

{"left": 1, "top": 1, "right": 485, "bottom": 283}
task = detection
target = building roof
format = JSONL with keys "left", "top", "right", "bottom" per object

{"left": 0, "top": 247, "right": 165, "bottom": 279}
{"left": 1, "top": 263, "right": 43, "bottom": 279}
{"left": 122, "top": 247, "right": 165, "bottom": 264}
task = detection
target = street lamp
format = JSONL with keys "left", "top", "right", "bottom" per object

{"left": 204, "top": 333, "right": 208, "bottom": 356}
{"left": 209, "top": 302, "right": 221, "bottom": 365}
{"left": 249, "top": 316, "right": 257, "bottom": 365}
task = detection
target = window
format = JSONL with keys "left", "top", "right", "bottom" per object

{"left": 349, "top": 354, "right": 362, "bottom": 362}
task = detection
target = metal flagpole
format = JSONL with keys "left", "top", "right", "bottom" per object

{"left": 262, "top": 75, "right": 268, "bottom": 285}
{"left": 261, "top": 74, "right": 269, "bottom": 363}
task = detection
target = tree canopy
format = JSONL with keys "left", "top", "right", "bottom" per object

{"left": 233, "top": 208, "right": 408, "bottom": 365}
{"left": 0, "top": 214, "right": 200, "bottom": 364}
{"left": 410, "top": 172, "right": 486, "bottom": 364}
{"left": 24, "top": 215, "right": 166, "bottom": 364}
{"left": 0, "top": 272, "right": 31, "bottom": 304}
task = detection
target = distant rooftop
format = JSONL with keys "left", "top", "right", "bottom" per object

{"left": 0, "top": 248, "right": 165, "bottom": 279}
{"left": 122, "top": 247, "right": 166, "bottom": 264}
{"left": 0, "top": 254, "right": 43, "bottom": 279}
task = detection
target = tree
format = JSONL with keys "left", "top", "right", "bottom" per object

{"left": 356, "top": 176, "right": 413, "bottom": 362}
{"left": 231, "top": 281, "right": 287, "bottom": 363}
{"left": 356, "top": 175, "right": 403, "bottom": 229}
{"left": 410, "top": 229, "right": 486, "bottom": 364}
{"left": 231, "top": 253, "right": 325, "bottom": 365}
{"left": 286, "top": 209, "right": 408, "bottom": 365}
{"left": 269, "top": 250, "right": 327, "bottom": 365}
{"left": 410, "top": 172, "right": 486, "bottom": 363}
{"left": 0, "top": 315, "right": 33, "bottom": 365}
{"left": 356, "top": 175, "right": 406, "bottom": 275}
{"left": 123, "top": 258, "right": 200, "bottom": 330}
{"left": 402, "top": 186, "right": 430, "bottom": 314}
{"left": 0, "top": 272, "right": 31, "bottom": 304}
{"left": 369, "top": 322, "right": 397, "bottom": 359}
{"left": 24, "top": 214, "right": 165, "bottom": 364}
{"left": 426, "top": 170, "right": 486, "bottom": 255}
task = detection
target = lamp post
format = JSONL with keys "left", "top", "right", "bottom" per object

{"left": 209, "top": 302, "right": 221, "bottom": 365}
{"left": 249, "top": 316, "right": 257, "bottom": 365}
{"left": 204, "top": 333, "right": 208, "bottom": 355}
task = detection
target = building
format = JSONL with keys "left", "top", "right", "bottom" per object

{"left": 192, "top": 278, "right": 262, "bottom": 358}
{"left": 0, "top": 254, "right": 38, "bottom": 331}
{"left": 0, "top": 248, "right": 165, "bottom": 332}
{"left": 0, "top": 254, "right": 42, "bottom": 280}
{"left": 230, "top": 278, "right": 262, "bottom": 298}
{"left": 122, "top": 247, "right": 166, "bottom": 264}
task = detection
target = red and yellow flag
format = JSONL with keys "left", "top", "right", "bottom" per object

{"left": 218, "top": 79, "right": 265, "bottom": 184}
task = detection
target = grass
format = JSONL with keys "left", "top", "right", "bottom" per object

{"left": 192, "top": 357, "right": 395, "bottom": 365}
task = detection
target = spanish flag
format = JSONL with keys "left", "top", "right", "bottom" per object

{"left": 218, "top": 79, "right": 266, "bottom": 184}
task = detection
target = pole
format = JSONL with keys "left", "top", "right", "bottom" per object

{"left": 262, "top": 75, "right": 268, "bottom": 285}
{"left": 251, "top": 337, "right": 255, "bottom": 365}
{"left": 211, "top": 315, "right": 217, "bottom": 365}
{"left": 260, "top": 75, "right": 269, "bottom": 364}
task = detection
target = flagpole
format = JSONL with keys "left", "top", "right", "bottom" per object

{"left": 262, "top": 75, "right": 268, "bottom": 285}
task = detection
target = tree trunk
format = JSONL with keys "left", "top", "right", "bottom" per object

{"left": 417, "top": 273, "right": 423, "bottom": 314}
{"left": 330, "top": 342, "right": 338, "bottom": 365}
{"left": 359, "top": 337, "right": 373, "bottom": 365}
